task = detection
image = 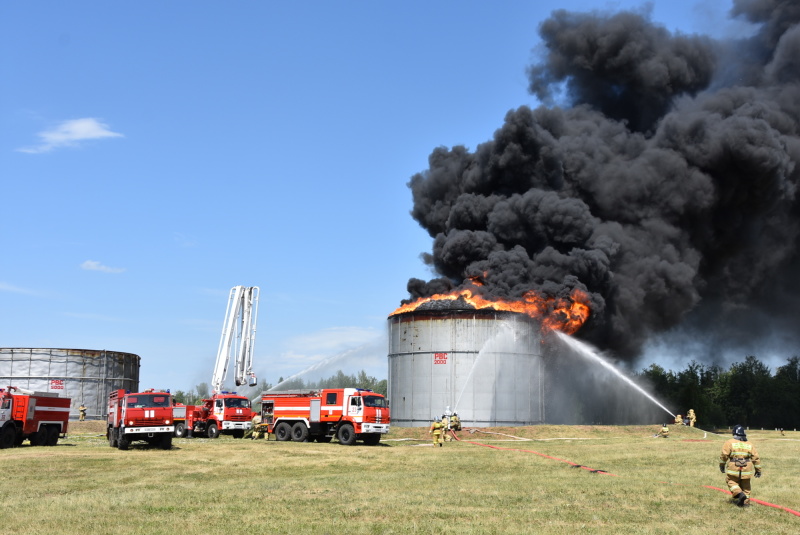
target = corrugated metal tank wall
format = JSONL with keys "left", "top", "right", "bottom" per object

{"left": 388, "top": 310, "right": 543, "bottom": 427}
{"left": 0, "top": 348, "right": 140, "bottom": 420}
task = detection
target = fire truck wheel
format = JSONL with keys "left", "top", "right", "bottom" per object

{"left": 174, "top": 422, "right": 186, "bottom": 438}
{"left": 29, "top": 427, "right": 48, "bottom": 447}
{"left": 206, "top": 422, "right": 220, "bottom": 439}
{"left": 362, "top": 433, "right": 381, "bottom": 446}
{"left": 274, "top": 422, "right": 291, "bottom": 441}
{"left": 117, "top": 434, "right": 130, "bottom": 450}
{"left": 0, "top": 423, "right": 16, "bottom": 449}
{"left": 45, "top": 426, "right": 60, "bottom": 446}
{"left": 159, "top": 434, "right": 173, "bottom": 450}
{"left": 231, "top": 430, "right": 245, "bottom": 439}
{"left": 337, "top": 423, "right": 356, "bottom": 446}
{"left": 315, "top": 436, "right": 333, "bottom": 443}
{"left": 291, "top": 422, "right": 309, "bottom": 442}
{"left": 108, "top": 427, "right": 117, "bottom": 448}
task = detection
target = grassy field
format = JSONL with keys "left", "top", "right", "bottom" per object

{"left": 0, "top": 422, "right": 797, "bottom": 534}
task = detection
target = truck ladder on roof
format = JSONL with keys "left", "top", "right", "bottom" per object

{"left": 212, "top": 286, "right": 260, "bottom": 393}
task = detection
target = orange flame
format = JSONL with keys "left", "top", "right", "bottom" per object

{"left": 390, "top": 284, "right": 590, "bottom": 335}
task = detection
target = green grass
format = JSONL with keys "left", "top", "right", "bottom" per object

{"left": 0, "top": 423, "right": 797, "bottom": 534}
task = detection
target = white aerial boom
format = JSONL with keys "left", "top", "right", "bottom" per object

{"left": 212, "top": 286, "right": 260, "bottom": 394}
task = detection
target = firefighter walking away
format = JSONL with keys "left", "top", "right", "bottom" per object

{"left": 429, "top": 416, "right": 444, "bottom": 447}
{"left": 720, "top": 425, "right": 762, "bottom": 507}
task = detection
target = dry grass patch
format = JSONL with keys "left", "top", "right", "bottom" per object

{"left": 0, "top": 425, "right": 796, "bottom": 534}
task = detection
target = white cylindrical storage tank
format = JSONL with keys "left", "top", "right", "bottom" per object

{"left": 0, "top": 348, "right": 140, "bottom": 420}
{"left": 388, "top": 309, "right": 543, "bottom": 427}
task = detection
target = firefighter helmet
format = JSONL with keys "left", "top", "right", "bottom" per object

{"left": 732, "top": 425, "right": 747, "bottom": 440}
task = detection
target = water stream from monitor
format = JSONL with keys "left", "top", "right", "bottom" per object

{"left": 453, "top": 321, "right": 515, "bottom": 412}
{"left": 555, "top": 331, "right": 674, "bottom": 418}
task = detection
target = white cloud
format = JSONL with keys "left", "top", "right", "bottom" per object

{"left": 0, "top": 282, "right": 37, "bottom": 295}
{"left": 81, "top": 260, "right": 126, "bottom": 274}
{"left": 17, "top": 118, "right": 123, "bottom": 154}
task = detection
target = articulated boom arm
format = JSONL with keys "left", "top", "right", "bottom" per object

{"left": 212, "top": 286, "right": 260, "bottom": 393}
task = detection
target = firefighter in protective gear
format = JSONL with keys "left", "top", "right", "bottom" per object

{"left": 450, "top": 413, "right": 461, "bottom": 431}
{"left": 720, "top": 425, "right": 762, "bottom": 507}
{"left": 687, "top": 409, "right": 696, "bottom": 427}
{"left": 429, "top": 417, "right": 444, "bottom": 447}
{"left": 442, "top": 414, "right": 454, "bottom": 441}
{"left": 79, "top": 404, "right": 87, "bottom": 421}
{"left": 674, "top": 414, "right": 682, "bottom": 425}
{"left": 249, "top": 412, "right": 267, "bottom": 440}
{"left": 657, "top": 424, "right": 669, "bottom": 438}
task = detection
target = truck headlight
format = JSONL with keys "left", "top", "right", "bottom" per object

{"left": 165, "top": 420, "right": 170, "bottom": 424}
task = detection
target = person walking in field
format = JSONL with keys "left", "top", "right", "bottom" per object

{"left": 720, "top": 425, "right": 762, "bottom": 507}
{"left": 687, "top": 408, "right": 696, "bottom": 427}
{"left": 429, "top": 416, "right": 444, "bottom": 447}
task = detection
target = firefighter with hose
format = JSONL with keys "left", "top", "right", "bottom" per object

{"left": 720, "top": 425, "right": 762, "bottom": 507}
{"left": 450, "top": 412, "right": 461, "bottom": 431}
{"left": 429, "top": 416, "right": 444, "bottom": 447}
{"left": 656, "top": 423, "right": 669, "bottom": 438}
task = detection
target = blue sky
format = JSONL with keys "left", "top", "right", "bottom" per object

{"left": 1, "top": 1, "right": 748, "bottom": 393}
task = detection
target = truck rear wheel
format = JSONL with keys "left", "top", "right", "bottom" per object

{"left": 46, "top": 426, "right": 60, "bottom": 446}
{"left": 108, "top": 427, "right": 117, "bottom": 448}
{"left": 29, "top": 427, "right": 48, "bottom": 446}
{"left": 291, "top": 422, "right": 309, "bottom": 442}
{"left": 336, "top": 423, "right": 356, "bottom": 446}
{"left": 275, "top": 422, "right": 291, "bottom": 441}
{"left": 0, "top": 423, "right": 16, "bottom": 449}
{"left": 206, "top": 422, "right": 219, "bottom": 439}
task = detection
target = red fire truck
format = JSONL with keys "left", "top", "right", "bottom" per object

{"left": 173, "top": 391, "right": 253, "bottom": 439}
{"left": 107, "top": 389, "right": 174, "bottom": 450}
{"left": 0, "top": 386, "right": 71, "bottom": 448}
{"left": 260, "top": 388, "right": 390, "bottom": 445}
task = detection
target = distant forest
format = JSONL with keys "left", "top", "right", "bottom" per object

{"left": 173, "top": 370, "right": 387, "bottom": 406}
{"left": 172, "top": 356, "right": 800, "bottom": 430}
{"left": 636, "top": 356, "right": 800, "bottom": 430}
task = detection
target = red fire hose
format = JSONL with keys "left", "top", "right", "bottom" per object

{"left": 449, "top": 429, "right": 799, "bottom": 517}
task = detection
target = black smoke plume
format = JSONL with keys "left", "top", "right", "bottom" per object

{"left": 403, "top": 1, "right": 800, "bottom": 364}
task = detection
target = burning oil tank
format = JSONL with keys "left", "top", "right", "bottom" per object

{"left": 388, "top": 307, "right": 544, "bottom": 427}
{"left": 0, "top": 348, "right": 140, "bottom": 420}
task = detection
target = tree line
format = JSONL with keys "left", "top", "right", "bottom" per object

{"left": 172, "top": 369, "right": 387, "bottom": 406}
{"left": 636, "top": 355, "right": 800, "bottom": 429}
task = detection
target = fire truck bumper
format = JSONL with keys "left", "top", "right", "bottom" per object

{"left": 123, "top": 426, "right": 174, "bottom": 434}
{"left": 222, "top": 421, "right": 252, "bottom": 430}
{"left": 361, "top": 423, "right": 390, "bottom": 434}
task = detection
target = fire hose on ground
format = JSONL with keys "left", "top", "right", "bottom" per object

{"left": 446, "top": 428, "right": 800, "bottom": 517}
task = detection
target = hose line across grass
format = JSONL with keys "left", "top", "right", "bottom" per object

{"left": 452, "top": 429, "right": 800, "bottom": 518}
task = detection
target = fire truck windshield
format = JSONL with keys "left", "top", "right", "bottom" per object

{"left": 127, "top": 395, "right": 172, "bottom": 408}
{"left": 362, "top": 395, "right": 388, "bottom": 408}
{"left": 224, "top": 398, "right": 250, "bottom": 409}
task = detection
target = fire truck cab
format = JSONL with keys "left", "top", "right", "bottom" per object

{"left": 107, "top": 389, "right": 174, "bottom": 450}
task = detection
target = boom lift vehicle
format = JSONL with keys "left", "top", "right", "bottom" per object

{"left": 174, "top": 285, "right": 260, "bottom": 439}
